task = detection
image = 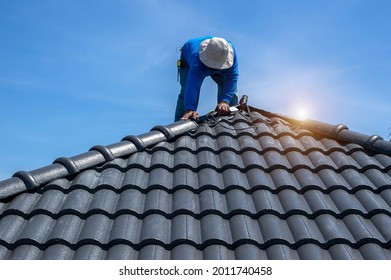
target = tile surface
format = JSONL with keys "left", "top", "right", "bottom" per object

{"left": 0, "top": 109, "right": 391, "bottom": 259}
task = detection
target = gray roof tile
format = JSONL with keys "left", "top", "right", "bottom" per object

{"left": 33, "top": 189, "right": 65, "bottom": 213}
{"left": 202, "top": 244, "right": 235, "bottom": 259}
{"left": 78, "top": 214, "right": 112, "bottom": 243}
{"left": 18, "top": 214, "right": 54, "bottom": 243}
{"left": 48, "top": 215, "right": 83, "bottom": 243}
{"left": 74, "top": 244, "right": 106, "bottom": 260}
{"left": 297, "top": 244, "right": 332, "bottom": 260}
{"left": 42, "top": 244, "right": 74, "bottom": 260}
{"left": 380, "top": 189, "right": 391, "bottom": 206}
{"left": 122, "top": 169, "right": 149, "bottom": 189}
{"left": 61, "top": 189, "right": 91, "bottom": 213}
{"left": 105, "top": 244, "right": 138, "bottom": 260}
{"left": 266, "top": 244, "right": 300, "bottom": 259}
{"left": 317, "top": 169, "right": 349, "bottom": 190}
{"left": 374, "top": 154, "right": 391, "bottom": 167}
{"left": 0, "top": 215, "right": 25, "bottom": 243}
{"left": 109, "top": 214, "right": 141, "bottom": 243}
{"left": 365, "top": 169, "right": 391, "bottom": 188}
{"left": 1, "top": 102, "right": 391, "bottom": 259}
{"left": 9, "top": 245, "right": 42, "bottom": 260}
{"left": 344, "top": 214, "right": 386, "bottom": 242}
{"left": 359, "top": 243, "right": 391, "bottom": 259}
{"left": 328, "top": 244, "right": 364, "bottom": 260}
{"left": 138, "top": 245, "right": 169, "bottom": 260}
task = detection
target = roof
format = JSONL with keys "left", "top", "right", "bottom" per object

{"left": 1, "top": 97, "right": 391, "bottom": 260}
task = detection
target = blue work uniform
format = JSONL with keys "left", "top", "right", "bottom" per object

{"left": 174, "top": 36, "right": 239, "bottom": 121}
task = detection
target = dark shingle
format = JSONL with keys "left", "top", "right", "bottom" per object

{"left": 0, "top": 103, "right": 391, "bottom": 259}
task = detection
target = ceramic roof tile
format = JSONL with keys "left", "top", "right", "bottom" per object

{"left": 17, "top": 214, "right": 54, "bottom": 243}
{"left": 359, "top": 243, "right": 391, "bottom": 259}
{"left": 380, "top": 189, "right": 391, "bottom": 206}
{"left": 266, "top": 244, "right": 300, "bottom": 259}
{"left": 200, "top": 214, "right": 233, "bottom": 244}
{"left": 48, "top": 215, "right": 84, "bottom": 243}
{"left": 42, "top": 244, "right": 74, "bottom": 260}
{"left": 197, "top": 169, "right": 223, "bottom": 189}
{"left": 122, "top": 169, "right": 149, "bottom": 189}
{"left": 198, "top": 190, "right": 224, "bottom": 213}
{"left": 293, "top": 169, "right": 325, "bottom": 188}
{"left": 105, "top": 244, "right": 138, "bottom": 260}
{"left": 314, "top": 214, "right": 355, "bottom": 242}
{"left": 364, "top": 169, "right": 391, "bottom": 188}
{"left": 302, "top": 190, "right": 340, "bottom": 213}
{"left": 317, "top": 169, "right": 350, "bottom": 190}
{"left": 328, "top": 244, "right": 364, "bottom": 260}
{"left": 33, "top": 189, "right": 65, "bottom": 213}
{"left": 0, "top": 215, "right": 25, "bottom": 243}
{"left": 9, "top": 245, "right": 42, "bottom": 260}
{"left": 371, "top": 214, "right": 391, "bottom": 240}
{"left": 1, "top": 103, "right": 391, "bottom": 259}
{"left": 297, "top": 244, "right": 333, "bottom": 260}
{"left": 74, "top": 244, "right": 106, "bottom": 260}
{"left": 109, "top": 214, "right": 141, "bottom": 243}
{"left": 343, "top": 214, "right": 386, "bottom": 242}
{"left": 202, "top": 244, "right": 235, "bottom": 259}
{"left": 115, "top": 189, "right": 144, "bottom": 213}
{"left": 373, "top": 154, "right": 391, "bottom": 167}
{"left": 60, "top": 189, "right": 91, "bottom": 213}
{"left": 172, "top": 168, "right": 198, "bottom": 189}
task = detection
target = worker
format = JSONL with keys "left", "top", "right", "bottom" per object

{"left": 174, "top": 36, "right": 239, "bottom": 121}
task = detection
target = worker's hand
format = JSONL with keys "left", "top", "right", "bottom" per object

{"left": 215, "top": 101, "right": 230, "bottom": 116}
{"left": 180, "top": 110, "right": 199, "bottom": 121}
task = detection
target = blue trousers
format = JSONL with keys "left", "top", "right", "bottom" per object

{"left": 174, "top": 62, "right": 238, "bottom": 121}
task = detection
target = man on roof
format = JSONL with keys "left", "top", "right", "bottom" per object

{"left": 174, "top": 36, "right": 239, "bottom": 121}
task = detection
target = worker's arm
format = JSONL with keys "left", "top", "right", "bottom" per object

{"left": 220, "top": 59, "right": 239, "bottom": 105}
{"left": 183, "top": 67, "right": 206, "bottom": 112}
{"left": 180, "top": 69, "right": 204, "bottom": 121}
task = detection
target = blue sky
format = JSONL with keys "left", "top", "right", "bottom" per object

{"left": 1, "top": 0, "right": 391, "bottom": 180}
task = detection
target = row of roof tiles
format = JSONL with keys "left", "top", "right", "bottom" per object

{"left": 2, "top": 243, "right": 390, "bottom": 260}
{"left": 1, "top": 213, "right": 390, "bottom": 252}
{"left": 2, "top": 187, "right": 391, "bottom": 219}
{"left": 98, "top": 149, "right": 391, "bottom": 172}
{"left": 28, "top": 167, "right": 390, "bottom": 192}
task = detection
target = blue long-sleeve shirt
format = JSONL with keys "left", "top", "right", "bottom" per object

{"left": 181, "top": 36, "right": 239, "bottom": 111}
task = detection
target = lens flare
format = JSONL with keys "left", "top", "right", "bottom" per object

{"left": 296, "top": 107, "right": 309, "bottom": 121}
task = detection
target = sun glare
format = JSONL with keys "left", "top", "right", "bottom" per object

{"left": 296, "top": 107, "right": 309, "bottom": 121}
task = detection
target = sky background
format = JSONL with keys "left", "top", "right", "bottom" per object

{"left": 1, "top": 0, "right": 391, "bottom": 180}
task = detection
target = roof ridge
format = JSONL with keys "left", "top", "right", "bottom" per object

{"left": 0, "top": 121, "right": 198, "bottom": 200}
{"left": 248, "top": 106, "right": 391, "bottom": 156}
